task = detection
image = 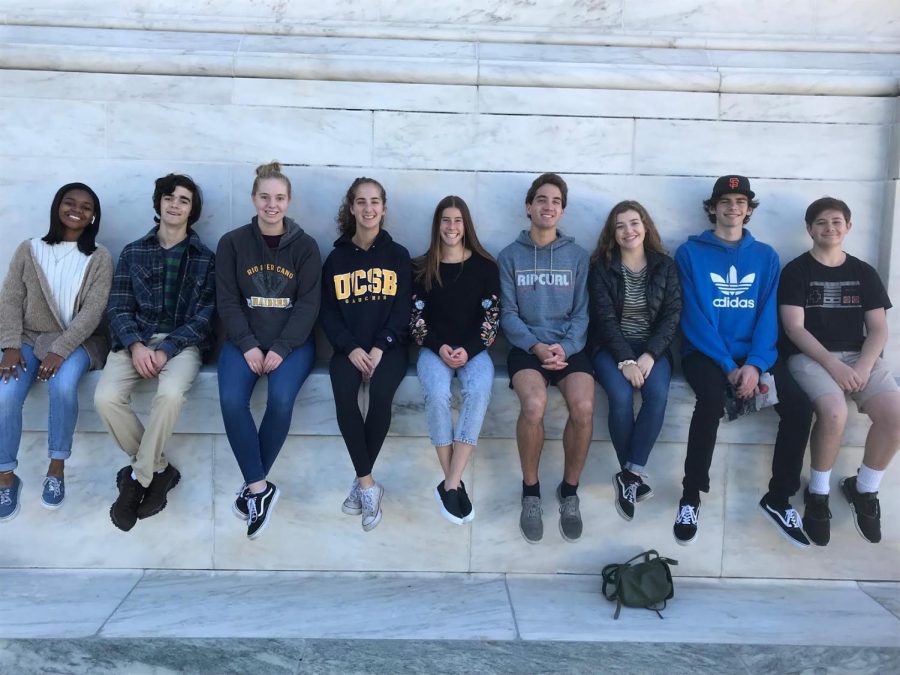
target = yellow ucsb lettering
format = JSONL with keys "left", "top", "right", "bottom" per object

{"left": 333, "top": 268, "right": 398, "bottom": 300}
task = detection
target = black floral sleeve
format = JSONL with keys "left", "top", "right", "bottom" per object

{"left": 410, "top": 294, "right": 429, "bottom": 346}
{"left": 480, "top": 294, "right": 500, "bottom": 347}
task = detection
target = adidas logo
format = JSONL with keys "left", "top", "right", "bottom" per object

{"left": 711, "top": 266, "right": 756, "bottom": 308}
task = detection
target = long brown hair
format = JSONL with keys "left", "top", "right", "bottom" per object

{"left": 591, "top": 200, "right": 666, "bottom": 263}
{"left": 413, "top": 195, "right": 494, "bottom": 292}
{"left": 336, "top": 177, "right": 386, "bottom": 238}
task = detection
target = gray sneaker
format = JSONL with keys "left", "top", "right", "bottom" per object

{"left": 556, "top": 483, "right": 582, "bottom": 542}
{"left": 519, "top": 495, "right": 543, "bottom": 543}
{"left": 342, "top": 478, "right": 362, "bottom": 515}
{"left": 360, "top": 482, "right": 383, "bottom": 532}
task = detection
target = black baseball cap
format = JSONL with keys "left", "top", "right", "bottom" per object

{"left": 710, "top": 175, "right": 755, "bottom": 201}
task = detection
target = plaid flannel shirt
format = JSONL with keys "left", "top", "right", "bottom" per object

{"left": 107, "top": 227, "right": 216, "bottom": 357}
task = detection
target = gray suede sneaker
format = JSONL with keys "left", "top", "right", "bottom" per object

{"left": 556, "top": 483, "right": 583, "bottom": 542}
{"left": 519, "top": 495, "right": 543, "bottom": 543}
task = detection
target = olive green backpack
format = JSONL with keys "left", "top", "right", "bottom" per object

{"left": 601, "top": 549, "right": 678, "bottom": 619}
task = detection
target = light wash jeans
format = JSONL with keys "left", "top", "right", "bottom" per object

{"left": 416, "top": 348, "right": 494, "bottom": 447}
{"left": 0, "top": 343, "right": 91, "bottom": 472}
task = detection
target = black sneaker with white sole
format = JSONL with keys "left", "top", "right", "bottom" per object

{"left": 840, "top": 476, "right": 881, "bottom": 543}
{"left": 458, "top": 480, "right": 474, "bottom": 523}
{"left": 246, "top": 482, "right": 280, "bottom": 540}
{"left": 233, "top": 483, "right": 249, "bottom": 520}
{"left": 635, "top": 481, "right": 654, "bottom": 503}
{"left": 758, "top": 495, "right": 810, "bottom": 548}
{"left": 673, "top": 499, "right": 700, "bottom": 545}
{"left": 434, "top": 481, "right": 465, "bottom": 525}
{"left": 803, "top": 488, "right": 831, "bottom": 547}
{"left": 613, "top": 470, "right": 642, "bottom": 521}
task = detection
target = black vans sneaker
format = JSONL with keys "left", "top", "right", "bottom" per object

{"left": 758, "top": 495, "right": 810, "bottom": 548}
{"left": 136, "top": 465, "right": 181, "bottom": 519}
{"left": 233, "top": 483, "right": 249, "bottom": 520}
{"left": 246, "top": 482, "right": 280, "bottom": 540}
{"left": 803, "top": 488, "right": 832, "bottom": 546}
{"left": 458, "top": 480, "right": 474, "bottom": 523}
{"left": 840, "top": 476, "right": 881, "bottom": 543}
{"left": 613, "top": 471, "right": 641, "bottom": 521}
{"left": 673, "top": 499, "right": 700, "bottom": 545}
{"left": 434, "top": 481, "right": 465, "bottom": 525}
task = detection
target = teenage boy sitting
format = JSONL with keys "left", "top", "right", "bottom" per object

{"left": 780, "top": 197, "right": 900, "bottom": 545}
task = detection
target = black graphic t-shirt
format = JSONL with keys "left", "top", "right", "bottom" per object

{"left": 778, "top": 252, "right": 891, "bottom": 354}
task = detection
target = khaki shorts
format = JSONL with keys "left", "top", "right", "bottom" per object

{"left": 787, "top": 351, "right": 899, "bottom": 413}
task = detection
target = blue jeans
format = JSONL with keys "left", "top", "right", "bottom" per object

{"left": 416, "top": 348, "right": 494, "bottom": 446}
{"left": 592, "top": 346, "right": 671, "bottom": 473}
{"left": 0, "top": 343, "right": 91, "bottom": 472}
{"left": 218, "top": 338, "right": 315, "bottom": 483}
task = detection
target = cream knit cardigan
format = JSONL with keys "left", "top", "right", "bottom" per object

{"left": 0, "top": 239, "right": 113, "bottom": 369}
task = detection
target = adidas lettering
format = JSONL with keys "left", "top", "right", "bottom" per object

{"left": 713, "top": 297, "right": 755, "bottom": 308}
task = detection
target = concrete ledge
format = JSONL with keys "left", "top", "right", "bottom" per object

{"left": 20, "top": 365, "right": 878, "bottom": 446}
{"left": 2, "top": 25, "right": 898, "bottom": 94}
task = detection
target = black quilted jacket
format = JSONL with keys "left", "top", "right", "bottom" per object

{"left": 587, "top": 248, "right": 682, "bottom": 363}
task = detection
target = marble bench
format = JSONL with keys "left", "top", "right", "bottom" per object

{"left": 8, "top": 363, "right": 899, "bottom": 581}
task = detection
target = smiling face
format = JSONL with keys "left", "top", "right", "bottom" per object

{"left": 438, "top": 206, "right": 465, "bottom": 252}
{"left": 808, "top": 208, "right": 852, "bottom": 251}
{"left": 252, "top": 177, "right": 291, "bottom": 228}
{"left": 350, "top": 181, "right": 385, "bottom": 235}
{"left": 526, "top": 183, "right": 565, "bottom": 232}
{"left": 613, "top": 209, "right": 646, "bottom": 252}
{"left": 159, "top": 185, "right": 194, "bottom": 230}
{"left": 57, "top": 188, "right": 95, "bottom": 241}
{"left": 709, "top": 193, "right": 752, "bottom": 233}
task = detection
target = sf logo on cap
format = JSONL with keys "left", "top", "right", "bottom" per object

{"left": 729, "top": 177, "right": 740, "bottom": 189}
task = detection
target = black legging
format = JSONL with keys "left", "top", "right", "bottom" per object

{"left": 330, "top": 348, "right": 408, "bottom": 477}
{"left": 682, "top": 352, "right": 812, "bottom": 500}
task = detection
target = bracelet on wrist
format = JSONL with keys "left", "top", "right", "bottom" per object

{"left": 617, "top": 359, "right": 638, "bottom": 371}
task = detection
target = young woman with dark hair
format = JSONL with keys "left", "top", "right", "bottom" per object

{"left": 411, "top": 195, "right": 500, "bottom": 524}
{"left": 0, "top": 183, "right": 113, "bottom": 521}
{"left": 588, "top": 200, "right": 681, "bottom": 521}
{"left": 321, "top": 177, "right": 411, "bottom": 532}
{"left": 216, "top": 161, "right": 321, "bottom": 540}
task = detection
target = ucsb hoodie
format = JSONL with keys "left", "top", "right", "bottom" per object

{"left": 320, "top": 229, "right": 411, "bottom": 354}
{"left": 215, "top": 217, "right": 322, "bottom": 357}
{"left": 674, "top": 228, "right": 779, "bottom": 374}
{"left": 498, "top": 229, "right": 589, "bottom": 357}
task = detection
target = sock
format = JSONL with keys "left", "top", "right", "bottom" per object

{"left": 856, "top": 464, "right": 885, "bottom": 494}
{"left": 808, "top": 468, "right": 831, "bottom": 495}
{"left": 522, "top": 480, "right": 541, "bottom": 498}
{"left": 560, "top": 480, "right": 578, "bottom": 498}
{"left": 131, "top": 470, "right": 138, "bottom": 482}
{"left": 682, "top": 488, "right": 701, "bottom": 505}
{"left": 156, "top": 467, "right": 166, "bottom": 475}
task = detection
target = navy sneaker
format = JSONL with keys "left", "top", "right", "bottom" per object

{"left": 840, "top": 476, "right": 881, "bottom": 543}
{"left": 41, "top": 475, "right": 65, "bottom": 510}
{"left": 0, "top": 475, "right": 23, "bottom": 522}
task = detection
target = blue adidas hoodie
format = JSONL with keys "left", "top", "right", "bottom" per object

{"left": 674, "top": 229, "right": 779, "bottom": 374}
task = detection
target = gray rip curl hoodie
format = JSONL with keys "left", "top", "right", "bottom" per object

{"left": 497, "top": 229, "right": 590, "bottom": 358}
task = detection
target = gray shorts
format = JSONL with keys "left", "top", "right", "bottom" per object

{"left": 787, "top": 351, "right": 899, "bottom": 413}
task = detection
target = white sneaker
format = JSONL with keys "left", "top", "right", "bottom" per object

{"left": 342, "top": 478, "right": 362, "bottom": 515}
{"left": 360, "top": 482, "right": 384, "bottom": 532}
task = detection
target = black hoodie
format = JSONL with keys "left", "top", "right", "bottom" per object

{"left": 216, "top": 217, "right": 321, "bottom": 357}
{"left": 320, "top": 229, "right": 411, "bottom": 354}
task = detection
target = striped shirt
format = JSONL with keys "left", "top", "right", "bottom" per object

{"left": 620, "top": 263, "right": 650, "bottom": 341}
{"left": 30, "top": 239, "right": 91, "bottom": 327}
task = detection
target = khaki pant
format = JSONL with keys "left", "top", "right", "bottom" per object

{"left": 94, "top": 334, "right": 201, "bottom": 487}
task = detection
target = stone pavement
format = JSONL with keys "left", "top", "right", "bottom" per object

{"left": 1, "top": 569, "right": 899, "bottom": 674}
